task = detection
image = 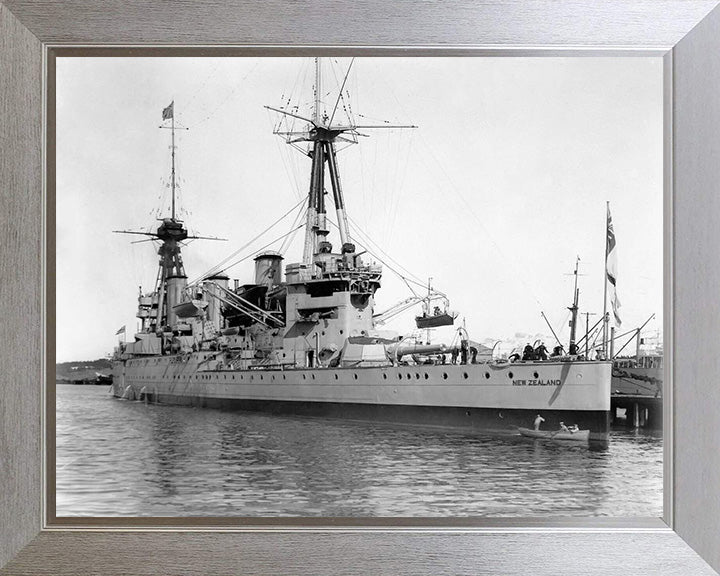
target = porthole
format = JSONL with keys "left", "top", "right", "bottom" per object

{"left": 533, "top": 372, "right": 539, "bottom": 379}
{"left": 508, "top": 372, "right": 514, "bottom": 379}
{"left": 302, "top": 374, "right": 306, "bottom": 380}
{"left": 312, "top": 374, "right": 315, "bottom": 380}
{"left": 463, "top": 372, "right": 469, "bottom": 379}
{"left": 424, "top": 373, "right": 429, "bottom": 380}
{"left": 443, "top": 373, "right": 448, "bottom": 380}
{"left": 415, "top": 373, "right": 420, "bottom": 379}
{"left": 335, "top": 374, "right": 339, "bottom": 380}
{"left": 272, "top": 375, "right": 275, "bottom": 381}
{"left": 353, "top": 374, "right": 358, "bottom": 380}
{"left": 406, "top": 373, "right": 411, "bottom": 380}
{"left": 321, "top": 331, "right": 326, "bottom": 336}
{"left": 283, "top": 375, "right": 286, "bottom": 380}
{"left": 398, "top": 374, "right": 403, "bottom": 380}
{"left": 383, "top": 374, "right": 388, "bottom": 380}
{"left": 340, "top": 330, "right": 344, "bottom": 335}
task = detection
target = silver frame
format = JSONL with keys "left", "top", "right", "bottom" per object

{"left": 2, "top": 2, "right": 719, "bottom": 574}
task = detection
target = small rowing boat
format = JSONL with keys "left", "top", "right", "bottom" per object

{"left": 517, "top": 427, "right": 590, "bottom": 443}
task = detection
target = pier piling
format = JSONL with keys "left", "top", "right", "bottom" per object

{"left": 611, "top": 394, "right": 662, "bottom": 430}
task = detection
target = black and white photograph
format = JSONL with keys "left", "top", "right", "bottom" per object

{"left": 55, "top": 56, "right": 663, "bottom": 518}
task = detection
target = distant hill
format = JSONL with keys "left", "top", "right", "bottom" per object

{"left": 56, "top": 359, "right": 112, "bottom": 383}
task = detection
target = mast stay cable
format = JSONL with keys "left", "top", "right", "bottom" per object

{"left": 218, "top": 224, "right": 306, "bottom": 276}
{"left": 189, "top": 197, "right": 306, "bottom": 285}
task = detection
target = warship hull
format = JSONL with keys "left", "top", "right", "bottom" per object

{"left": 112, "top": 356, "right": 612, "bottom": 440}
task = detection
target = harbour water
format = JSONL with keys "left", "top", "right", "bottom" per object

{"left": 56, "top": 384, "right": 663, "bottom": 517}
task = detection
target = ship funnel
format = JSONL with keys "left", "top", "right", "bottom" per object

{"left": 254, "top": 252, "right": 283, "bottom": 287}
{"left": 204, "top": 273, "right": 229, "bottom": 331}
{"left": 165, "top": 275, "right": 188, "bottom": 328}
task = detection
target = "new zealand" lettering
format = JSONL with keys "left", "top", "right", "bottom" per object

{"left": 511, "top": 379, "right": 561, "bottom": 387}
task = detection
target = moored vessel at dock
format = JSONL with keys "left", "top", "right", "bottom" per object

{"left": 613, "top": 341, "right": 663, "bottom": 399}
{"left": 111, "top": 59, "right": 612, "bottom": 441}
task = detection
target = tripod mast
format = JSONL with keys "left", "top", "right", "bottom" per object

{"left": 266, "top": 58, "right": 417, "bottom": 269}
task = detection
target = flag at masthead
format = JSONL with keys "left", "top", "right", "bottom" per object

{"left": 162, "top": 101, "right": 174, "bottom": 120}
{"left": 605, "top": 203, "right": 621, "bottom": 327}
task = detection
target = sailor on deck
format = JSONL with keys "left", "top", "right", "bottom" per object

{"left": 522, "top": 344, "right": 534, "bottom": 361}
{"left": 535, "top": 342, "right": 548, "bottom": 361}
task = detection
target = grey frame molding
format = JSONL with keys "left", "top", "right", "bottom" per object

{"left": 2, "top": 1, "right": 720, "bottom": 574}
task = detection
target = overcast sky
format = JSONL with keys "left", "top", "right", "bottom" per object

{"left": 56, "top": 57, "right": 663, "bottom": 362}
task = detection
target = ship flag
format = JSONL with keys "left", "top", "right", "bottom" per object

{"left": 606, "top": 205, "right": 621, "bottom": 326}
{"left": 115, "top": 325, "right": 126, "bottom": 336}
{"left": 162, "top": 101, "right": 174, "bottom": 120}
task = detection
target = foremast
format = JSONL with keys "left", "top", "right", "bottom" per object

{"left": 115, "top": 103, "right": 198, "bottom": 335}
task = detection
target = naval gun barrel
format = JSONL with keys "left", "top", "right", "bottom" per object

{"left": 391, "top": 343, "right": 448, "bottom": 359}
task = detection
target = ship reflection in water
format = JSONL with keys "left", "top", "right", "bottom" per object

{"left": 56, "top": 385, "right": 662, "bottom": 517}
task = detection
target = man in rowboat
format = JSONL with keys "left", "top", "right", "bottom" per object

{"left": 534, "top": 414, "right": 545, "bottom": 430}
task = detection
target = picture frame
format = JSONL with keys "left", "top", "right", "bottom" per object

{"left": 1, "top": 1, "right": 719, "bottom": 574}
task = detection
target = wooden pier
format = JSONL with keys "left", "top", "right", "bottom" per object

{"left": 610, "top": 394, "right": 662, "bottom": 429}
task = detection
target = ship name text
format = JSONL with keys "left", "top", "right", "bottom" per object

{"left": 512, "top": 379, "right": 562, "bottom": 387}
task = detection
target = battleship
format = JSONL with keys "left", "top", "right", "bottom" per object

{"left": 111, "top": 59, "right": 612, "bottom": 440}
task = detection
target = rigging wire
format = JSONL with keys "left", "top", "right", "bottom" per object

{"left": 182, "top": 61, "right": 221, "bottom": 116}
{"left": 279, "top": 201, "right": 308, "bottom": 254}
{"left": 189, "top": 197, "right": 307, "bottom": 285}
{"left": 345, "top": 213, "right": 425, "bottom": 286}
{"left": 376, "top": 73, "right": 550, "bottom": 317}
{"left": 326, "top": 217, "right": 426, "bottom": 291}
{"left": 417, "top": 132, "right": 548, "bottom": 311}
{"left": 219, "top": 224, "right": 306, "bottom": 275}
{"left": 267, "top": 107, "right": 304, "bottom": 201}
{"left": 279, "top": 220, "right": 304, "bottom": 257}
{"left": 187, "top": 61, "right": 260, "bottom": 129}
{"left": 328, "top": 58, "right": 355, "bottom": 127}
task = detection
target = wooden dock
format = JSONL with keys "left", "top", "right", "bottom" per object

{"left": 610, "top": 393, "right": 662, "bottom": 429}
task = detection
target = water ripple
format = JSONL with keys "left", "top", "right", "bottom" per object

{"left": 56, "top": 384, "right": 663, "bottom": 517}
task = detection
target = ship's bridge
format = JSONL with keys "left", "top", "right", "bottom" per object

{"left": 285, "top": 253, "right": 382, "bottom": 292}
